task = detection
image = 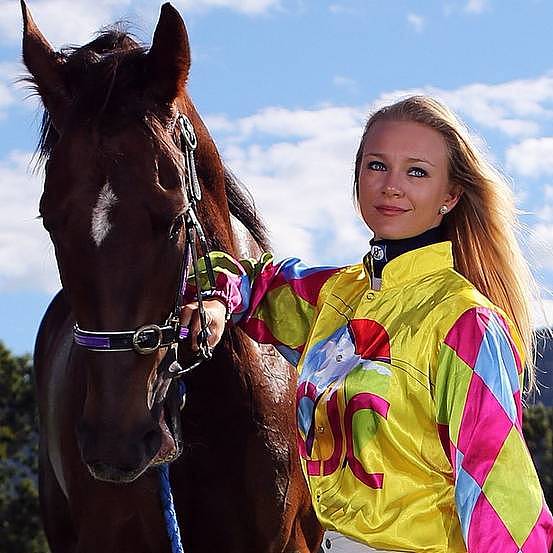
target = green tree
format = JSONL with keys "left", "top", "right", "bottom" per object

{"left": 523, "top": 403, "right": 553, "bottom": 509}
{"left": 0, "top": 341, "right": 48, "bottom": 553}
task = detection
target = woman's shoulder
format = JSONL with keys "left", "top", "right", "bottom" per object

{"left": 438, "top": 267, "right": 522, "bottom": 348}
{"left": 428, "top": 267, "right": 518, "bottom": 342}
{"left": 442, "top": 267, "right": 495, "bottom": 305}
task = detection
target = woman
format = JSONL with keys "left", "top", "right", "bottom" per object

{"left": 182, "top": 96, "right": 553, "bottom": 552}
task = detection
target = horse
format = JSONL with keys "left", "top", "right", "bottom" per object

{"left": 22, "top": 1, "right": 323, "bottom": 551}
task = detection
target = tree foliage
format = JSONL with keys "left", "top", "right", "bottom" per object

{"left": 0, "top": 341, "right": 48, "bottom": 553}
{"left": 523, "top": 402, "right": 553, "bottom": 508}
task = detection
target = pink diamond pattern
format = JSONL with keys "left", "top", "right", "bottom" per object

{"left": 444, "top": 307, "right": 490, "bottom": 369}
{"left": 468, "top": 494, "right": 519, "bottom": 553}
{"left": 521, "top": 505, "right": 553, "bottom": 553}
{"left": 457, "top": 372, "right": 513, "bottom": 486}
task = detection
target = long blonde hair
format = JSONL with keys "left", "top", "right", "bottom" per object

{"left": 354, "top": 95, "right": 537, "bottom": 389}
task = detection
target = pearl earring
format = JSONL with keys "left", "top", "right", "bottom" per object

{"left": 439, "top": 205, "right": 448, "bottom": 215}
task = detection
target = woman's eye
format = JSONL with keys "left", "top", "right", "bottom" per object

{"left": 408, "top": 167, "right": 427, "bottom": 177}
{"left": 368, "top": 160, "right": 386, "bottom": 171}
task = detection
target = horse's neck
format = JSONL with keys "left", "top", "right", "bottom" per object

{"left": 230, "top": 214, "right": 263, "bottom": 259}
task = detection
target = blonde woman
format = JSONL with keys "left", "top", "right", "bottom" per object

{"left": 182, "top": 96, "right": 553, "bottom": 552}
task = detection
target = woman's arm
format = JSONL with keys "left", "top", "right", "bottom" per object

{"left": 434, "top": 306, "right": 553, "bottom": 553}
{"left": 181, "top": 251, "right": 341, "bottom": 365}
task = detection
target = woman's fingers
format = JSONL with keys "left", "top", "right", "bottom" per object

{"left": 179, "top": 302, "right": 198, "bottom": 329}
{"left": 180, "top": 299, "right": 227, "bottom": 351}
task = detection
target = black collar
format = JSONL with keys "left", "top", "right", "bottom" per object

{"left": 366, "top": 225, "right": 445, "bottom": 279}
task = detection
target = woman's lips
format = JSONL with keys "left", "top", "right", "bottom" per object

{"left": 375, "top": 206, "right": 408, "bottom": 216}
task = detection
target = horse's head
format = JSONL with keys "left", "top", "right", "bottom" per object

{"left": 22, "top": 1, "right": 230, "bottom": 482}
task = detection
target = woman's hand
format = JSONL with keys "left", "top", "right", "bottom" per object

{"left": 180, "top": 298, "right": 228, "bottom": 351}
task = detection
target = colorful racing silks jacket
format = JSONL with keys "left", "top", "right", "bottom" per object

{"left": 188, "top": 241, "right": 553, "bottom": 553}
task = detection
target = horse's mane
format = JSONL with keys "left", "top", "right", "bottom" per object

{"left": 224, "top": 169, "right": 269, "bottom": 249}
{"left": 28, "top": 26, "right": 270, "bottom": 250}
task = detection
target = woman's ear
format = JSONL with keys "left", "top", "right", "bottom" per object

{"left": 445, "top": 184, "right": 463, "bottom": 211}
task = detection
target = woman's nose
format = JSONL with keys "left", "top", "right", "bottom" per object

{"left": 381, "top": 173, "right": 404, "bottom": 197}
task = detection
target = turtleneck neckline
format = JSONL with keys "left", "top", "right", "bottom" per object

{"left": 366, "top": 225, "right": 446, "bottom": 279}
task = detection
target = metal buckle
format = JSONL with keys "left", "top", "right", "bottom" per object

{"left": 132, "top": 324, "right": 163, "bottom": 355}
{"left": 178, "top": 114, "right": 197, "bottom": 151}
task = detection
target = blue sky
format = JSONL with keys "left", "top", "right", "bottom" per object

{"left": 1, "top": 0, "right": 553, "bottom": 354}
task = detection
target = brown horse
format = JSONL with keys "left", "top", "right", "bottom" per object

{"left": 22, "top": 1, "right": 323, "bottom": 551}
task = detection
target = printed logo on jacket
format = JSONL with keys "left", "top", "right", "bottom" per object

{"left": 296, "top": 319, "right": 391, "bottom": 488}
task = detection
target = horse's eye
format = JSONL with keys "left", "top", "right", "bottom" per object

{"left": 169, "top": 215, "right": 184, "bottom": 240}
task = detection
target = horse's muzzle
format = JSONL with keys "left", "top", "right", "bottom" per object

{"left": 78, "top": 387, "right": 183, "bottom": 483}
{"left": 77, "top": 418, "right": 163, "bottom": 483}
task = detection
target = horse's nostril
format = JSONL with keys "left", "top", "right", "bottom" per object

{"left": 144, "top": 428, "right": 161, "bottom": 458}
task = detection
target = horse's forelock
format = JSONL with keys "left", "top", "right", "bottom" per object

{"left": 60, "top": 25, "right": 143, "bottom": 65}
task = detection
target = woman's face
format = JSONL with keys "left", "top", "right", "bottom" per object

{"left": 358, "top": 120, "right": 460, "bottom": 240}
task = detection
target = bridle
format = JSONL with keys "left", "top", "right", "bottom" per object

{"left": 73, "top": 113, "right": 218, "bottom": 379}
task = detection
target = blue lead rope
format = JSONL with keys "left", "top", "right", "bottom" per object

{"left": 159, "top": 463, "right": 184, "bottom": 553}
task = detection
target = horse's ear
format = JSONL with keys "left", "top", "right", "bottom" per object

{"left": 20, "top": 0, "right": 69, "bottom": 128}
{"left": 146, "top": 3, "right": 191, "bottom": 104}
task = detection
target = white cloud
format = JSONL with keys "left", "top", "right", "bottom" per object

{"left": 535, "top": 188, "right": 553, "bottom": 220}
{"left": 407, "top": 13, "right": 425, "bottom": 33}
{"left": 505, "top": 138, "right": 553, "bottom": 178}
{"left": 0, "top": 1, "right": 22, "bottom": 43}
{"left": 533, "top": 299, "right": 553, "bottom": 329}
{"left": 212, "top": 105, "right": 370, "bottom": 265}
{"left": 333, "top": 75, "right": 358, "bottom": 94}
{"left": 214, "top": 104, "right": 365, "bottom": 142}
{"left": 0, "top": 63, "right": 18, "bottom": 117}
{"left": 328, "top": 3, "right": 356, "bottom": 15}
{"left": 373, "top": 74, "right": 553, "bottom": 139}
{"left": 0, "top": 0, "right": 134, "bottom": 47}
{"left": 0, "top": 150, "right": 59, "bottom": 293}
{"left": 204, "top": 114, "right": 237, "bottom": 134}
{"left": 0, "top": 61, "right": 39, "bottom": 117}
{"left": 529, "top": 222, "right": 553, "bottom": 273}
{"left": 1, "top": 0, "right": 278, "bottom": 48}
{"left": 465, "top": 0, "right": 490, "bottom": 14}
{"left": 536, "top": 204, "right": 553, "bottom": 222}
